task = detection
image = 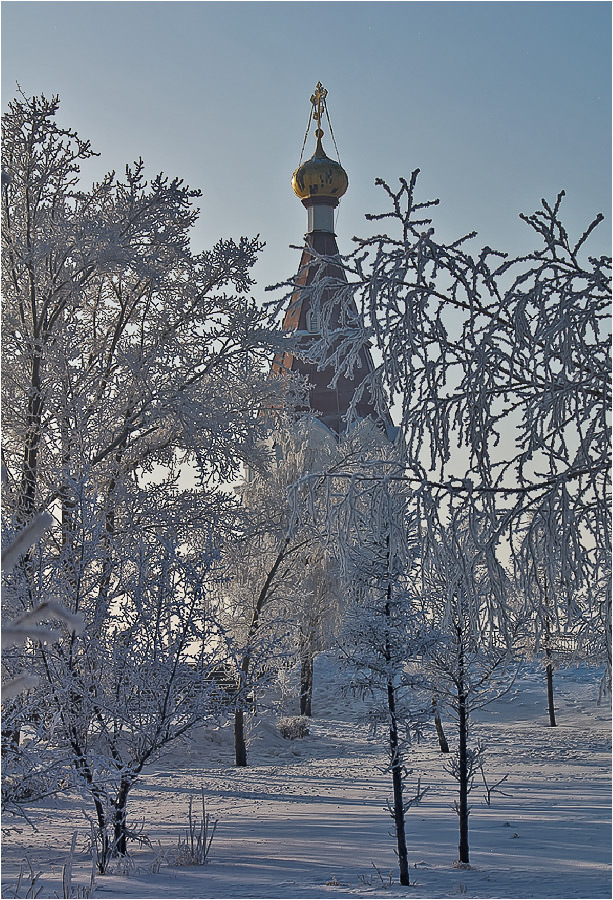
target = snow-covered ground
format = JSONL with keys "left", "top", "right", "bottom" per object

{"left": 2, "top": 656, "right": 611, "bottom": 900}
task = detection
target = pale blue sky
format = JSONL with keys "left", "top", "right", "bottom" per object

{"left": 2, "top": 1, "right": 611, "bottom": 295}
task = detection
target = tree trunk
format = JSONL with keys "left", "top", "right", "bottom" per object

{"left": 113, "top": 778, "right": 132, "bottom": 857}
{"left": 17, "top": 351, "right": 43, "bottom": 525}
{"left": 457, "top": 626, "right": 470, "bottom": 865}
{"left": 70, "top": 735, "right": 111, "bottom": 873}
{"left": 234, "top": 707, "right": 247, "bottom": 767}
{"left": 388, "top": 674, "right": 410, "bottom": 886}
{"left": 544, "top": 613, "right": 557, "bottom": 727}
{"left": 545, "top": 647, "right": 557, "bottom": 727}
{"left": 434, "top": 709, "right": 450, "bottom": 753}
{"left": 233, "top": 538, "right": 292, "bottom": 767}
{"left": 12, "top": 349, "right": 44, "bottom": 751}
{"left": 457, "top": 690, "right": 470, "bottom": 864}
{"left": 300, "top": 651, "right": 313, "bottom": 717}
{"left": 384, "top": 565, "right": 410, "bottom": 887}
{"left": 93, "top": 799, "right": 111, "bottom": 874}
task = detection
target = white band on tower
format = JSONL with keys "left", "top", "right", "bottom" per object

{"left": 307, "top": 202, "right": 335, "bottom": 234}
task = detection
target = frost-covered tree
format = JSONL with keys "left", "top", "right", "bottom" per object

{"left": 2, "top": 93, "right": 276, "bottom": 521}
{"left": 519, "top": 505, "right": 610, "bottom": 720}
{"left": 294, "top": 541, "right": 342, "bottom": 717}
{"left": 321, "top": 463, "right": 429, "bottom": 887}
{"left": 224, "top": 420, "right": 343, "bottom": 765}
{"left": 1, "top": 91, "right": 282, "bottom": 859}
{"left": 1, "top": 507, "right": 84, "bottom": 819}
{"left": 5, "top": 529, "right": 232, "bottom": 871}
{"left": 268, "top": 423, "right": 348, "bottom": 716}
{"left": 222, "top": 519, "right": 308, "bottom": 767}
{"left": 418, "top": 513, "right": 520, "bottom": 866}
{"left": 273, "top": 171, "right": 611, "bottom": 690}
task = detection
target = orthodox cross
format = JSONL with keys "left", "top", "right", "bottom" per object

{"left": 310, "top": 82, "right": 328, "bottom": 137}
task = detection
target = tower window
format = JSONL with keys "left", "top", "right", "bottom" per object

{"left": 305, "top": 308, "right": 321, "bottom": 334}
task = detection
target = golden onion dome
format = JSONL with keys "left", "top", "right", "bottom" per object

{"left": 292, "top": 130, "right": 348, "bottom": 202}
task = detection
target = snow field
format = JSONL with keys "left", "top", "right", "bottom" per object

{"left": 1, "top": 658, "right": 610, "bottom": 899}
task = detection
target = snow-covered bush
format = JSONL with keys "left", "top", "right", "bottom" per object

{"left": 277, "top": 716, "right": 310, "bottom": 740}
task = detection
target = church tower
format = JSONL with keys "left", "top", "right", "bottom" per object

{"left": 272, "top": 83, "right": 395, "bottom": 441}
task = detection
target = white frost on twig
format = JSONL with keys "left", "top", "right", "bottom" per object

{"left": 1, "top": 511, "right": 54, "bottom": 574}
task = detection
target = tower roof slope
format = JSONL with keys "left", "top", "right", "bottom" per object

{"left": 272, "top": 84, "right": 394, "bottom": 440}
